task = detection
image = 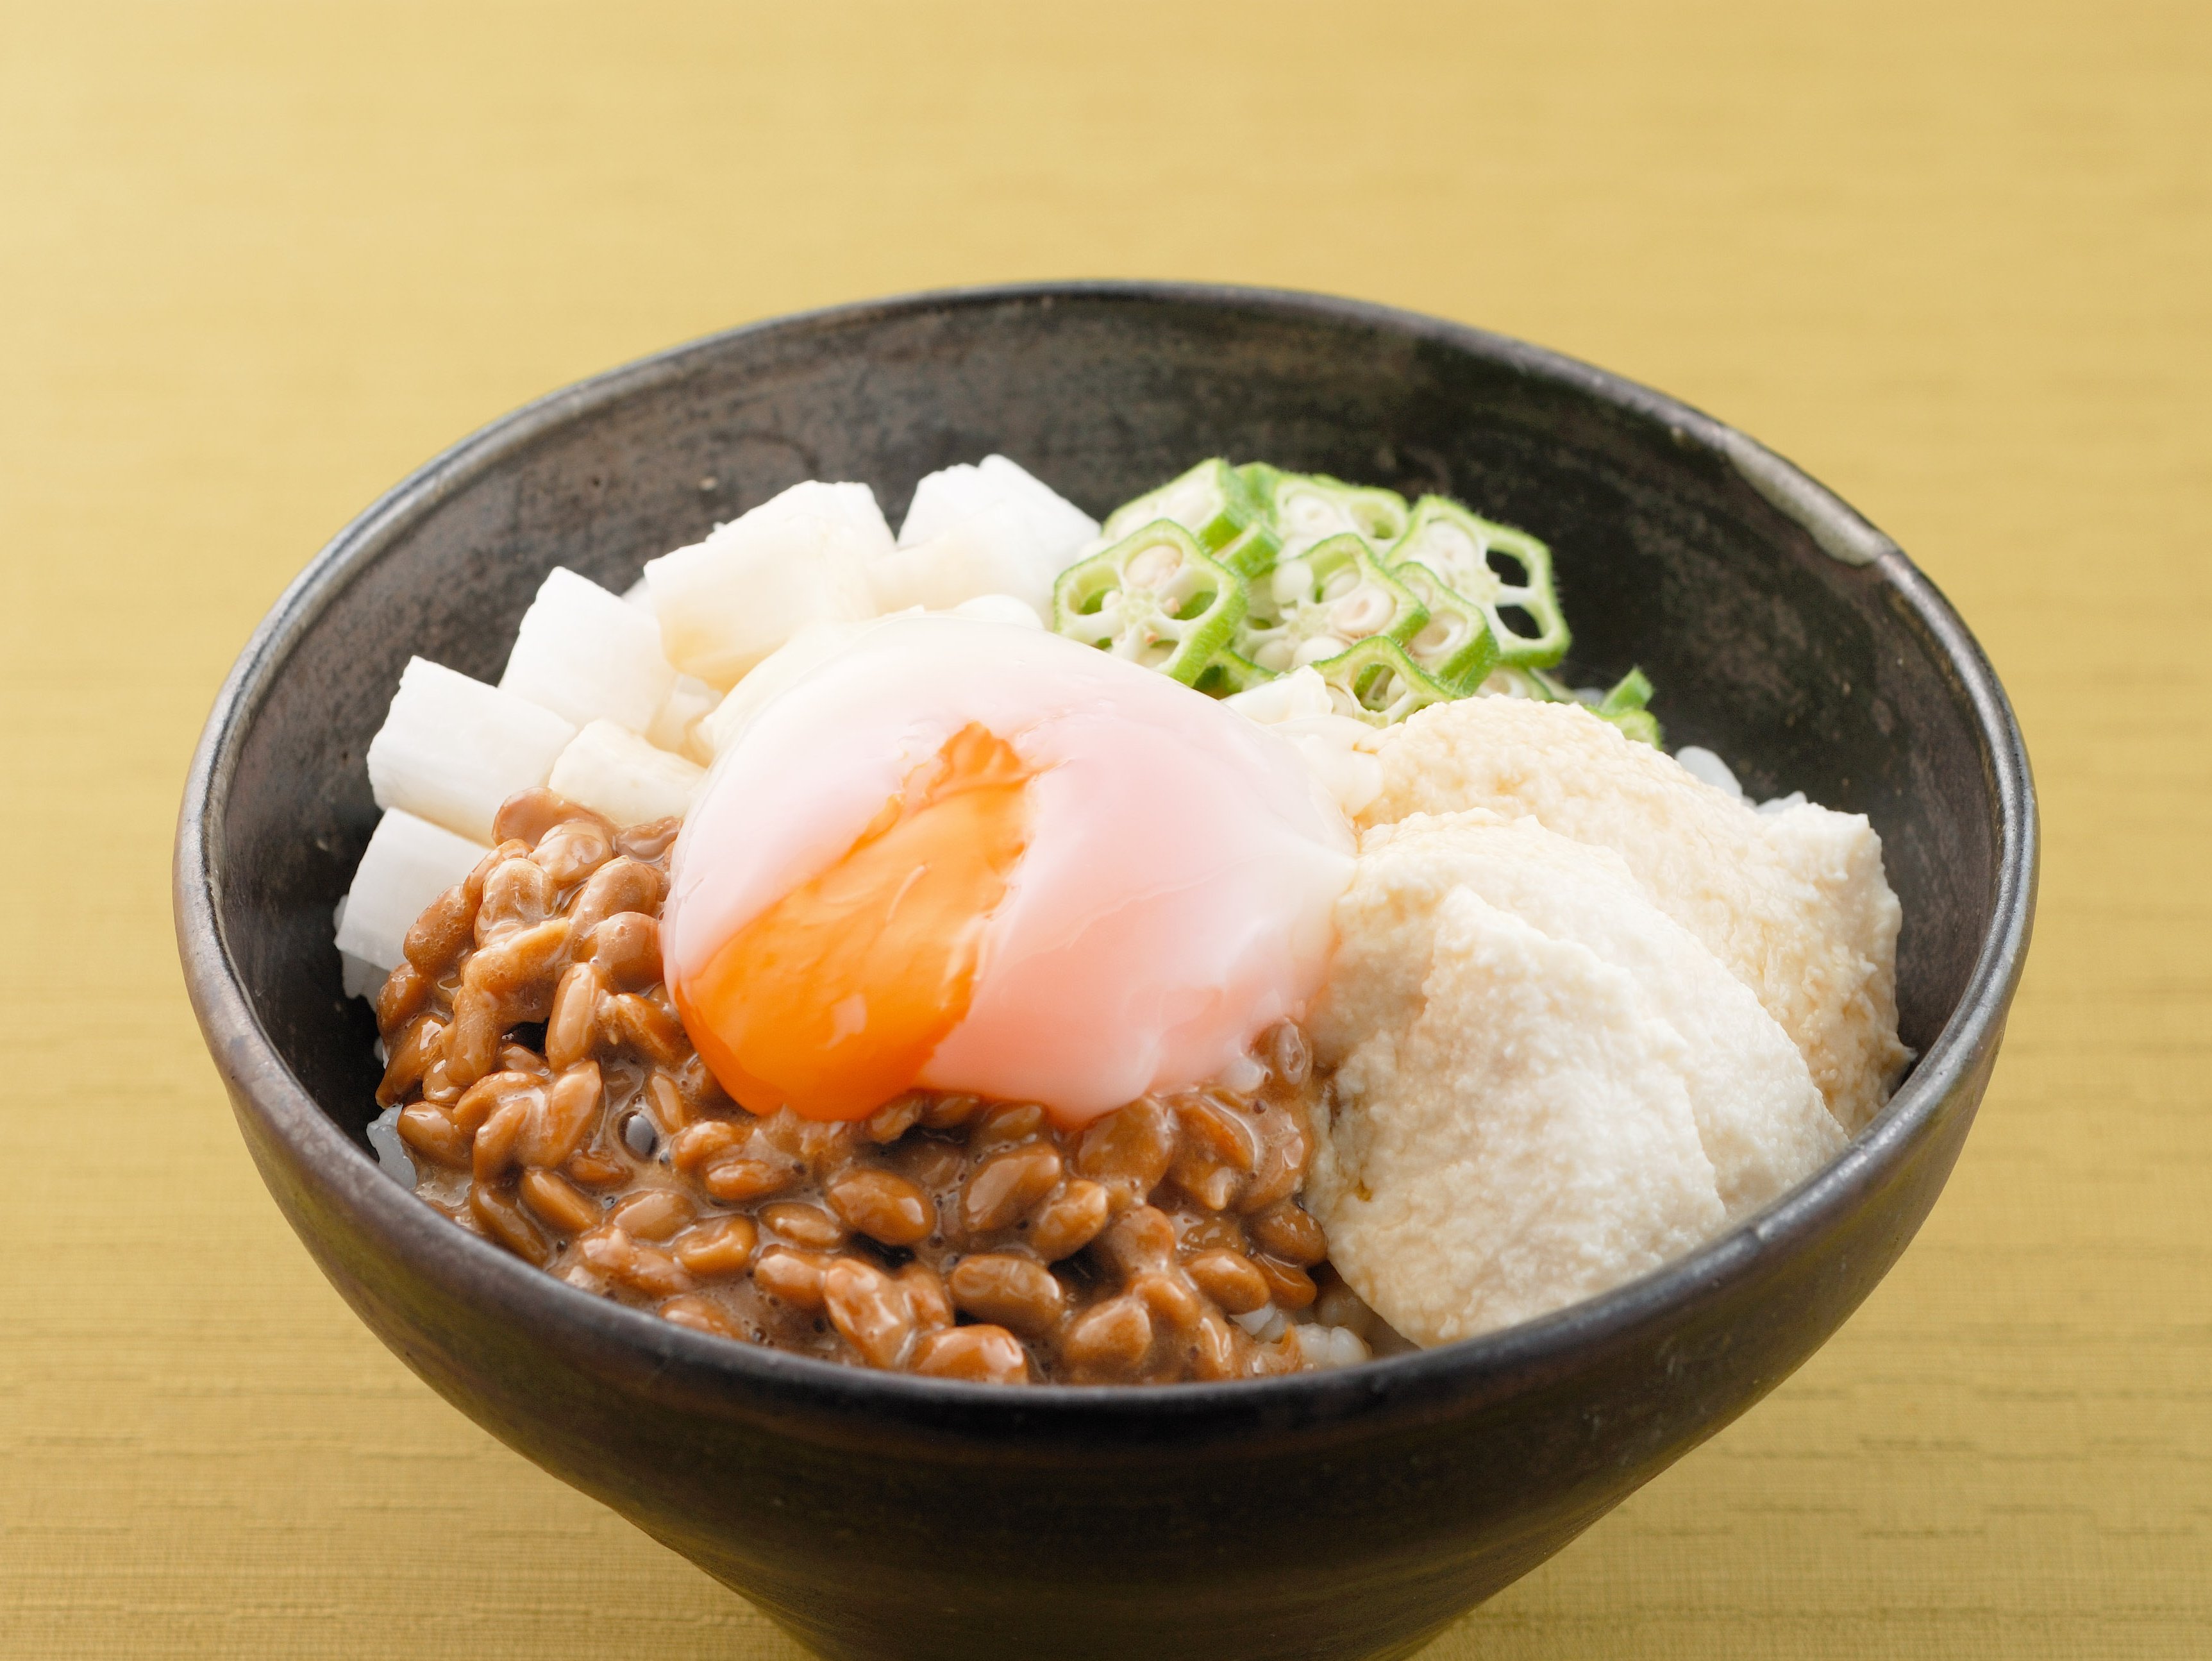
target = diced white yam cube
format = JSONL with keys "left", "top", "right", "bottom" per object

{"left": 946, "top": 593, "right": 1044, "bottom": 629}
{"left": 500, "top": 568, "right": 677, "bottom": 732}
{"left": 334, "top": 809, "right": 490, "bottom": 976}
{"left": 699, "top": 618, "right": 882, "bottom": 757}
{"left": 898, "top": 455, "right": 1099, "bottom": 572}
{"left": 646, "top": 674, "right": 723, "bottom": 764}
{"left": 547, "top": 720, "right": 705, "bottom": 827}
{"left": 868, "top": 502, "right": 1052, "bottom": 616}
{"left": 744, "top": 480, "right": 896, "bottom": 557}
{"left": 366, "top": 658, "right": 577, "bottom": 843}
{"left": 645, "top": 508, "right": 878, "bottom": 689}
{"left": 340, "top": 951, "right": 384, "bottom": 1000}
{"left": 332, "top": 896, "right": 387, "bottom": 999}
{"left": 977, "top": 454, "right": 1099, "bottom": 560}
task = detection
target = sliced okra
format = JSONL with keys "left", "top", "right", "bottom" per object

{"left": 1389, "top": 497, "right": 1570, "bottom": 668}
{"left": 1474, "top": 665, "right": 1562, "bottom": 700}
{"left": 1595, "top": 667, "right": 1662, "bottom": 746}
{"left": 1052, "top": 520, "right": 1246, "bottom": 684}
{"left": 1234, "top": 533, "right": 1429, "bottom": 676}
{"left": 1310, "top": 637, "right": 1456, "bottom": 727}
{"left": 1101, "top": 458, "right": 1271, "bottom": 553}
{"left": 1191, "top": 648, "right": 1275, "bottom": 699}
{"left": 1393, "top": 561, "right": 1502, "bottom": 694}
{"left": 1252, "top": 469, "right": 1412, "bottom": 560}
{"left": 1216, "top": 519, "right": 1282, "bottom": 578}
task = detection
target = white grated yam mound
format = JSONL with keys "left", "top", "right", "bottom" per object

{"left": 1364, "top": 697, "right": 1906, "bottom": 1130}
{"left": 1325, "top": 813, "right": 1844, "bottom": 1220}
{"left": 1308, "top": 873, "right": 1727, "bottom": 1348}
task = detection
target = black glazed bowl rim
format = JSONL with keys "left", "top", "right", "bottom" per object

{"left": 176, "top": 280, "right": 2036, "bottom": 1441}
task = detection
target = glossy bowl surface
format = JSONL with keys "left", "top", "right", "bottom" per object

{"left": 176, "top": 283, "right": 2035, "bottom": 1661}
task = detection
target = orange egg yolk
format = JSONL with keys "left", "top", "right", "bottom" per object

{"left": 674, "top": 722, "right": 1035, "bottom": 1122}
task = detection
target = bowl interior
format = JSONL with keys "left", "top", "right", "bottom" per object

{"left": 206, "top": 285, "right": 2004, "bottom": 1164}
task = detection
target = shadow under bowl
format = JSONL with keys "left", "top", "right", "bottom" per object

{"left": 176, "top": 282, "right": 2036, "bottom": 1661}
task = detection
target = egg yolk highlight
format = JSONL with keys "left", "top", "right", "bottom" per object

{"left": 674, "top": 722, "right": 1035, "bottom": 1121}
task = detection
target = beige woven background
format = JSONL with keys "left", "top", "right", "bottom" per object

{"left": 4, "top": 1, "right": 2207, "bottom": 1655}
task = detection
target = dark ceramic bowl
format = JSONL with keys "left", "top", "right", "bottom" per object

{"left": 176, "top": 283, "right": 2035, "bottom": 1661}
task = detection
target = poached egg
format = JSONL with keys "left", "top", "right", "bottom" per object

{"left": 662, "top": 615, "right": 1355, "bottom": 1127}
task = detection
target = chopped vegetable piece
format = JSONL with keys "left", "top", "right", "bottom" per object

{"left": 1192, "top": 648, "right": 1275, "bottom": 698}
{"left": 1610, "top": 711, "right": 1663, "bottom": 746}
{"left": 644, "top": 497, "right": 880, "bottom": 689}
{"left": 547, "top": 719, "right": 705, "bottom": 825}
{"left": 1595, "top": 666, "right": 1663, "bottom": 746}
{"left": 1393, "top": 561, "right": 1502, "bottom": 694}
{"left": 1389, "top": 496, "right": 1570, "bottom": 668}
{"left": 1235, "top": 460, "right": 1281, "bottom": 502}
{"left": 1597, "top": 666, "right": 1654, "bottom": 718}
{"left": 1478, "top": 665, "right": 1573, "bottom": 700}
{"left": 1309, "top": 637, "right": 1455, "bottom": 727}
{"left": 1473, "top": 661, "right": 1661, "bottom": 744}
{"left": 1216, "top": 519, "right": 1284, "bottom": 578}
{"left": 366, "top": 657, "right": 577, "bottom": 843}
{"left": 335, "top": 809, "right": 490, "bottom": 974}
{"left": 898, "top": 455, "right": 1098, "bottom": 569}
{"left": 1052, "top": 521, "right": 1246, "bottom": 684}
{"left": 1101, "top": 459, "right": 1264, "bottom": 553}
{"left": 869, "top": 501, "right": 1053, "bottom": 616}
{"left": 1234, "top": 532, "right": 1429, "bottom": 675}
{"left": 1252, "top": 470, "right": 1412, "bottom": 560}
{"left": 500, "top": 568, "right": 676, "bottom": 733}
{"left": 646, "top": 675, "right": 721, "bottom": 764}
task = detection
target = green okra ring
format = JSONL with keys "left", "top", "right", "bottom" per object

{"left": 1101, "top": 458, "right": 1266, "bottom": 554}
{"left": 1310, "top": 636, "right": 1456, "bottom": 728}
{"left": 1235, "top": 532, "right": 1429, "bottom": 676}
{"left": 1193, "top": 648, "right": 1275, "bottom": 699}
{"left": 1253, "top": 469, "right": 1413, "bottom": 561}
{"left": 1052, "top": 520, "right": 1246, "bottom": 684}
{"left": 1393, "top": 561, "right": 1502, "bottom": 695}
{"left": 1389, "top": 496, "right": 1571, "bottom": 668}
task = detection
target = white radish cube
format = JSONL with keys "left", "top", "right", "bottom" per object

{"left": 332, "top": 897, "right": 386, "bottom": 999}
{"left": 978, "top": 454, "right": 1099, "bottom": 561}
{"left": 698, "top": 618, "right": 882, "bottom": 757}
{"left": 548, "top": 720, "right": 706, "bottom": 827}
{"left": 898, "top": 455, "right": 1098, "bottom": 571}
{"left": 744, "top": 480, "right": 896, "bottom": 556}
{"left": 334, "top": 809, "right": 490, "bottom": 976}
{"left": 898, "top": 463, "right": 996, "bottom": 544}
{"left": 868, "top": 502, "right": 1052, "bottom": 616}
{"left": 646, "top": 674, "right": 723, "bottom": 764}
{"left": 366, "top": 657, "right": 578, "bottom": 843}
{"left": 645, "top": 509, "right": 879, "bottom": 689}
{"left": 500, "top": 567, "right": 677, "bottom": 732}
